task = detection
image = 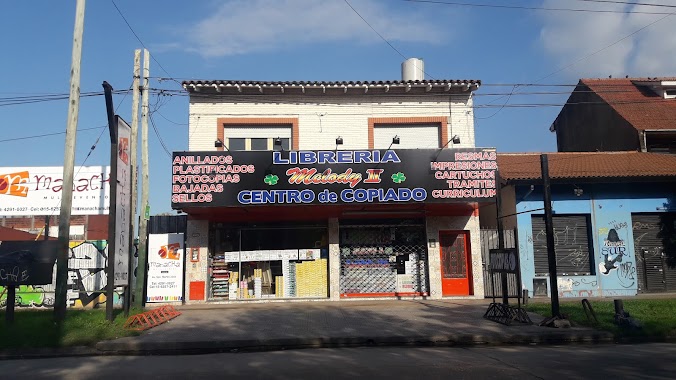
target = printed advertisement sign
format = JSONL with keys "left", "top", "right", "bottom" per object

{"left": 171, "top": 148, "right": 497, "bottom": 208}
{"left": 147, "top": 233, "right": 184, "bottom": 302}
{"left": 113, "top": 117, "right": 132, "bottom": 286}
{"left": 0, "top": 166, "right": 110, "bottom": 216}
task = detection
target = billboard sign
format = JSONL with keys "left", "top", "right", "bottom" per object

{"left": 113, "top": 117, "right": 131, "bottom": 286}
{"left": 171, "top": 148, "right": 497, "bottom": 208}
{"left": 146, "top": 233, "right": 184, "bottom": 302}
{"left": 489, "top": 249, "right": 518, "bottom": 273}
{"left": 0, "top": 166, "right": 110, "bottom": 216}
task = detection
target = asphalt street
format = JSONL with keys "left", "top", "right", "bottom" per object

{"left": 1, "top": 343, "right": 675, "bottom": 379}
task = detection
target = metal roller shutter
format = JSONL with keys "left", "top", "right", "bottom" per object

{"left": 632, "top": 213, "right": 676, "bottom": 292}
{"left": 531, "top": 215, "right": 593, "bottom": 276}
{"left": 339, "top": 222, "right": 428, "bottom": 296}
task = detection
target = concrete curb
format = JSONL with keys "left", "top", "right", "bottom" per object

{"left": 91, "top": 330, "right": 616, "bottom": 356}
{"left": 0, "top": 330, "right": 619, "bottom": 360}
{"left": 0, "top": 346, "right": 101, "bottom": 360}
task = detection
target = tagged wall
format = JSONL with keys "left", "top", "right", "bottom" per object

{"left": 0, "top": 240, "right": 123, "bottom": 309}
{"left": 514, "top": 183, "right": 672, "bottom": 298}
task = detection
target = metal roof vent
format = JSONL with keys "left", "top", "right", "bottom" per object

{"left": 402, "top": 58, "right": 424, "bottom": 81}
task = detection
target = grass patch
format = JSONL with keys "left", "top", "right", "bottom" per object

{"left": 526, "top": 299, "right": 676, "bottom": 339}
{"left": 0, "top": 308, "right": 142, "bottom": 349}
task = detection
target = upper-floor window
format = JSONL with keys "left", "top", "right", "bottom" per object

{"left": 226, "top": 137, "right": 290, "bottom": 151}
{"left": 223, "top": 124, "right": 292, "bottom": 151}
{"left": 374, "top": 123, "right": 441, "bottom": 149}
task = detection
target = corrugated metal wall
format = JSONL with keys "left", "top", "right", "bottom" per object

{"left": 480, "top": 229, "right": 520, "bottom": 298}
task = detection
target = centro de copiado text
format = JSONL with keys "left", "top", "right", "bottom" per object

{"left": 238, "top": 188, "right": 427, "bottom": 204}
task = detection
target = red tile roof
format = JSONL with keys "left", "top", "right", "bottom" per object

{"left": 498, "top": 151, "right": 676, "bottom": 181}
{"left": 580, "top": 78, "right": 676, "bottom": 131}
{"left": 0, "top": 226, "right": 45, "bottom": 241}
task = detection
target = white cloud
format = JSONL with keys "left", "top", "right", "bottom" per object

{"left": 537, "top": 0, "right": 676, "bottom": 78}
{"left": 172, "top": 0, "right": 446, "bottom": 58}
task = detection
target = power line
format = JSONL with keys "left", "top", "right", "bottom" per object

{"left": 0, "top": 126, "right": 105, "bottom": 143}
{"left": 476, "top": 6, "right": 676, "bottom": 118}
{"left": 343, "top": 0, "right": 407, "bottom": 60}
{"left": 148, "top": 112, "right": 173, "bottom": 159}
{"left": 110, "top": 0, "right": 182, "bottom": 88}
{"left": 154, "top": 109, "right": 188, "bottom": 126}
{"left": 575, "top": 0, "right": 676, "bottom": 9}
{"left": 342, "top": 0, "right": 435, "bottom": 80}
{"left": 401, "top": 0, "right": 676, "bottom": 14}
{"left": 0, "top": 90, "right": 127, "bottom": 107}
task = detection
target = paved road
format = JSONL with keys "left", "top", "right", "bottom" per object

{"left": 2, "top": 343, "right": 675, "bottom": 379}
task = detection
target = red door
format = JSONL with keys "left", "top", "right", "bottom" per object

{"left": 439, "top": 231, "right": 473, "bottom": 296}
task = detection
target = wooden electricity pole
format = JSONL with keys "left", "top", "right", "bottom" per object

{"left": 134, "top": 49, "right": 150, "bottom": 308}
{"left": 130, "top": 49, "right": 141, "bottom": 305}
{"left": 54, "top": 0, "right": 86, "bottom": 322}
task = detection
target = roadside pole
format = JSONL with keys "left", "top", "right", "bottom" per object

{"left": 540, "top": 154, "right": 560, "bottom": 317}
{"left": 54, "top": 0, "right": 86, "bottom": 322}
{"left": 135, "top": 49, "right": 150, "bottom": 308}
{"left": 130, "top": 49, "right": 141, "bottom": 307}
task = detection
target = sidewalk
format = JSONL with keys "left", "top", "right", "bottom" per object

{"left": 91, "top": 299, "right": 613, "bottom": 355}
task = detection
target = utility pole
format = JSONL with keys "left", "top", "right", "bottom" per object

{"left": 135, "top": 49, "right": 150, "bottom": 308}
{"left": 54, "top": 0, "right": 86, "bottom": 322}
{"left": 130, "top": 49, "right": 141, "bottom": 306}
{"left": 540, "top": 154, "right": 560, "bottom": 318}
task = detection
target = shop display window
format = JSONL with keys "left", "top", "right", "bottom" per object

{"left": 208, "top": 223, "right": 328, "bottom": 300}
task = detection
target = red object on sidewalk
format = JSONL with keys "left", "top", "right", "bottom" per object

{"left": 123, "top": 305, "right": 182, "bottom": 331}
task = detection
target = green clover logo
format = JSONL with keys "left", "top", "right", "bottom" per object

{"left": 264, "top": 174, "right": 279, "bottom": 186}
{"left": 391, "top": 172, "right": 406, "bottom": 184}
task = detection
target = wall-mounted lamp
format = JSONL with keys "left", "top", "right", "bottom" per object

{"left": 574, "top": 187, "right": 584, "bottom": 197}
{"left": 434, "top": 135, "right": 461, "bottom": 160}
{"left": 274, "top": 137, "right": 283, "bottom": 147}
{"left": 386, "top": 135, "right": 400, "bottom": 151}
{"left": 214, "top": 139, "right": 223, "bottom": 148}
{"left": 336, "top": 136, "right": 343, "bottom": 145}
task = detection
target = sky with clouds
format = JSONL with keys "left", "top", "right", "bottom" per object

{"left": 2, "top": 0, "right": 676, "bottom": 213}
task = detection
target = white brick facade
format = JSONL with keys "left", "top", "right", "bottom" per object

{"left": 187, "top": 94, "right": 475, "bottom": 151}
{"left": 182, "top": 86, "right": 486, "bottom": 301}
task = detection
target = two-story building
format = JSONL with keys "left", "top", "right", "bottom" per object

{"left": 551, "top": 77, "right": 676, "bottom": 154}
{"left": 173, "top": 60, "right": 498, "bottom": 304}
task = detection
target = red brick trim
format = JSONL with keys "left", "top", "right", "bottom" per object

{"left": 367, "top": 117, "right": 448, "bottom": 149}
{"left": 216, "top": 118, "right": 300, "bottom": 151}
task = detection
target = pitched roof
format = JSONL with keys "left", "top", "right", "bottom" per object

{"left": 498, "top": 151, "right": 676, "bottom": 181}
{"left": 0, "top": 226, "right": 45, "bottom": 241}
{"left": 182, "top": 79, "right": 480, "bottom": 95}
{"left": 580, "top": 78, "right": 676, "bottom": 131}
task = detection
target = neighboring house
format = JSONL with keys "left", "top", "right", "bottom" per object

{"left": 550, "top": 77, "right": 676, "bottom": 154}
{"left": 480, "top": 151, "right": 676, "bottom": 298}
{"left": 0, "top": 215, "right": 108, "bottom": 241}
{"left": 0, "top": 225, "right": 53, "bottom": 241}
{"left": 174, "top": 60, "right": 499, "bottom": 304}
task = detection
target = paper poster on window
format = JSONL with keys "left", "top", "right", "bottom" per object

{"left": 147, "top": 233, "right": 184, "bottom": 302}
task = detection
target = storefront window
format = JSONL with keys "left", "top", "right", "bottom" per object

{"left": 209, "top": 223, "right": 328, "bottom": 300}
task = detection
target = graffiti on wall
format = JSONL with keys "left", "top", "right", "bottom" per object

{"left": 0, "top": 240, "right": 122, "bottom": 309}
{"left": 557, "top": 277, "right": 599, "bottom": 298}
{"left": 598, "top": 222, "right": 635, "bottom": 289}
{"left": 599, "top": 228, "right": 626, "bottom": 274}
